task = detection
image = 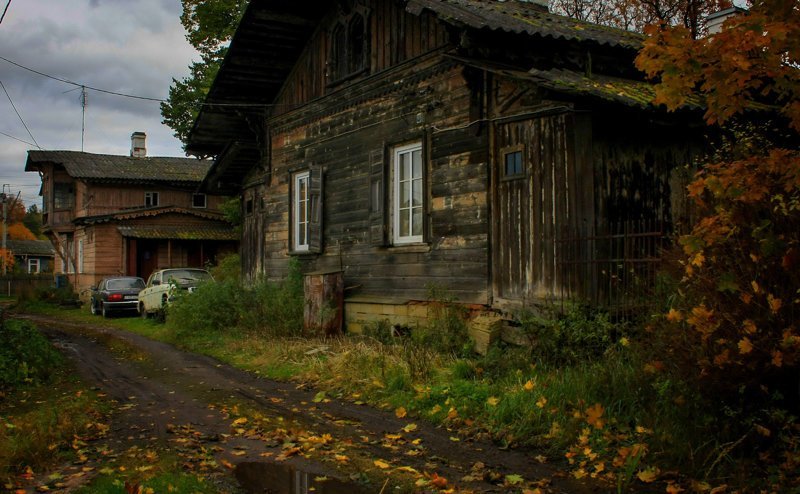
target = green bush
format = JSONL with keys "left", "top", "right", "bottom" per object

{"left": 168, "top": 258, "right": 304, "bottom": 337}
{"left": 0, "top": 318, "right": 62, "bottom": 390}
{"left": 411, "top": 284, "right": 473, "bottom": 357}
{"left": 518, "top": 306, "right": 624, "bottom": 366}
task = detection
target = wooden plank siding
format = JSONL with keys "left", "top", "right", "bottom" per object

{"left": 242, "top": 54, "right": 490, "bottom": 304}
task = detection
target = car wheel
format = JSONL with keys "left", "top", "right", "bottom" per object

{"left": 101, "top": 303, "right": 110, "bottom": 318}
{"left": 90, "top": 300, "right": 98, "bottom": 315}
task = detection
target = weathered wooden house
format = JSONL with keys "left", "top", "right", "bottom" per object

{"left": 187, "top": 0, "right": 704, "bottom": 331}
{"left": 25, "top": 133, "right": 237, "bottom": 295}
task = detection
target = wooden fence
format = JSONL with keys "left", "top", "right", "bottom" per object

{"left": 0, "top": 274, "right": 55, "bottom": 297}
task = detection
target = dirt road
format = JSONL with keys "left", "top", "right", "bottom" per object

{"left": 19, "top": 314, "right": 601, "bottom": 493}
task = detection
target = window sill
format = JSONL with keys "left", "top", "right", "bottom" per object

{"left": 385, "top": 243, "right": 430, "bottom": 253}
{"left": 289, "top": 250, "right": 317, "bottom": 258}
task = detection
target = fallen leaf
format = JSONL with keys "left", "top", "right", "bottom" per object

{"left": 486, "top": 396, "right": 500, "bottom": 406}
{"left": 373, "top": 459, "right": 391, "bottom": 469}
{"left": 402, "top": 423, "right": 418, "bottom": 433}
{"left": 637, "top": 467, "right": 659, "bottom": 483}
{"left": 536, "top": 397, "right": 548, "bottom": 409}
{"left": 430, "top": 472, "right": 448, "bottom": 488}
{"left": 585, "top": 403, "right": 605, "bottom": 429}
{"left": 395, "top": 407, "right": 407, "bottom": 418}
{"left": 523, "top": 380, "right": 535, "bottom": 391}
{"left": 505, "top": 474, "right": 524, "bottom": 485}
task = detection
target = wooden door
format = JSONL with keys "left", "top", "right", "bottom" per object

{"left": 137, "top": 240, "right": 159, "bottom": 279}
{"left": 492, "top": 113, "right": 594, "bottom": 305}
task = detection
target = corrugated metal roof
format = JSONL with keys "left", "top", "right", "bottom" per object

{"left": 76, "top": 206, "right": 228, "bottom": 225}
{"left": 117, "top": 226, "right": 238, "bottom": 241}
{"left": 26, "top": 150, "right": 212, "bottom": 184}
{"left": 407, "top": 0, "right": 644, "bottom": 50}
{"left": 6, "top": 239, "right": 55, "bottom": 257}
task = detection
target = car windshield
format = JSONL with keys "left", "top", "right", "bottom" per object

{"left": 106, "top": 278, "right": 145, "bottom": 290}
{"left": 162, "top": 269, "right": 211, "bottom": 285}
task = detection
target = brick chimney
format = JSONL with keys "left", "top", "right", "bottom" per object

{"left": 130, "top": 132, "right": 146, "bottom": 158}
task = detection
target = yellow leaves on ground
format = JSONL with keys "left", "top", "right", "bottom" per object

{"left": 395, "top": 407, "right": 407, "bottom": 418}
{"left": 536, "top": 396, "right": 548, "bottom": 409}
{"left": 373, "top": 459, "right": 391, "bottom": 469}
{"left": 486, "top": 396, "right": 500, "bottom": 407}
{"left": 666, "top": 308, "right": 683, "bottom": 323}
{"left": 402, "top": 423, "right": 418, "bottom": 433}
{"left": 446, "top": 407, "right": 458, "bottom": 420}
{"left": 767, "top": 294, "right": 782, "bottom": 313}
{"left": 737, "top": 337, "right": 753, "bottom": 355}
{"left": 523, "top": 380, "right": 535, "bottom": 391}
{"left": 636, "top": 466, "right": 659, "bottom": 483}
{"left": 585, "top": 403, "right": 605, "bottom": 429}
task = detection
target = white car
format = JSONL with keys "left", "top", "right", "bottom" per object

{"left": 138, "top": 268, "right": 212, "bottom": 318}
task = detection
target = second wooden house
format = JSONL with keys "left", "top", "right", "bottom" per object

{"left": 26, "top": 132, "right": 238, "bottom": 294}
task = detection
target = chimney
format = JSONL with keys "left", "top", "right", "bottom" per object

{"left": 130, "top": 131, "right": 146, "bottom": 158}
{"left": 706, "top": 6, "right": 745, "bottom": 35}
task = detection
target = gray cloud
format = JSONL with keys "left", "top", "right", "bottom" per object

{"left": 0, "top": 0, "right": 198, "bottom": 208}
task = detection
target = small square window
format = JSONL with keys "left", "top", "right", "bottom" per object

{"left": 192, "top": 193, "right": 207, "bottom": 208}
{"left": 145, "top": 191, "right": 159, "bottom": 207}
{"left": 245, "top": 198, "right": 254, "bottom": 215}
{"left": 504, "top": 151, "right": 524, "bottom": 178}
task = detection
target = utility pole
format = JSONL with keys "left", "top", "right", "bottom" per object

{"left": 1, "top": 185, "right": 7, "bottom": 276}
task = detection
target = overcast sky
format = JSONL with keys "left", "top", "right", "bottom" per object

{"left": 0, "top": 0, "right": 197, "bottom": 208}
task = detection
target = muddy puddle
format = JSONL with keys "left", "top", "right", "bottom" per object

{"left": 234, "top": 462, "right": 369, "bottom": 494}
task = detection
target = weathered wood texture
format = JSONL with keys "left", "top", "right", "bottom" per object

{"left": 242, "top": 57, "right": 490, "bottom": 304}
{"left": 492, "top": 113, "right": 594, "bottom": 303}
{"left": 272, "top": 0, "right": 449, "bottom": 116}
{"left": 75, "top": 184, "right": 224, "bottom": 218}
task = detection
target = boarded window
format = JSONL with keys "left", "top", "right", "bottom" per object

{"left": 328, "top": 5, "right": 369, "bottom": 83}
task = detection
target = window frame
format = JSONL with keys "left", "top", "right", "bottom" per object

{"left": 192, "top": 193, "right": 207, "bottom": 209}
{"left": 53, "top": 182, "right": 75, "bottom": 210}
{"left": 144, "top": 191, "right": 159, "bottom": 207}
{"left": 327, "top": 4, "right": 369, "bottom": 85}
{"left": 28, "top": 258, "right": 40, "bottom": 274}
{"left": 292, "top": 171, "right": 311, "bottom": 252}
{"left": 501, "top": 145, "right": 526, "bottom": 181}
{"left": 392, "top": 142, "right": 424, "bottom": 245}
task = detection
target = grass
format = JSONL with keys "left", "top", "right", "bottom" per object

{"left": 0, "top": 364, "right": 111, "bottom": 485}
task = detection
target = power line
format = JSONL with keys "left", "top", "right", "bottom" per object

{"left": 0, "top": 130, "right": 35, "bottom": 147}
{"left": 0, "top": 0, "right": 10, "bottom": 25}
{"left": 0, "top": 55, "right": 164, "bottom": 102}
{"left": 0, "top": 80, "right": 40, "bottom": 149}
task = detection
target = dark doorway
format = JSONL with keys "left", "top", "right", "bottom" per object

{"left": 137, "top": 240, "right": 159, "bottom": 279}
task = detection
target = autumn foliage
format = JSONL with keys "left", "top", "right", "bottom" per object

{"left": 633, "top": 0, "right": 800, "bottom": 476}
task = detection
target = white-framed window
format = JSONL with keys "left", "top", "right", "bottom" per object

{"left": 293, "top": 171, "right": 310, "bottom": 252}
{"left": 192, "top": 193, "right": 207, "bottom": 208}
{"left": 28, "top": 258, "right": 40, "bottom": 274}
{"left": 392, "top": 142, "right": 424, "bottom": 244}
{"left": 145, "top": 191, "right": 159, "bottom": 207}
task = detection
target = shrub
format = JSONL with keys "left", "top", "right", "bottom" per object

{"left": 410, "top": 284, "right": 472, "bottom": 356}
{"left": 0, "top": 318, "right": 62, "bottom": 390}
{"left": 168, "top": 258, "right": 304, "bottom": 337}
{"left": 518, "top": 305, "right": 624, "bottom": 366}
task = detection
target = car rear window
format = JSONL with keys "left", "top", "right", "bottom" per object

{"left": 107, "top": 278, "right": 145, "bottom": 290}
